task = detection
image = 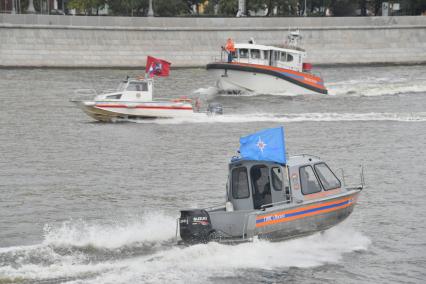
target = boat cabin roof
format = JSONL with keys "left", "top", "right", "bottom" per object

{"left": 229, "top": 154, "right": 322, "bottom": 168}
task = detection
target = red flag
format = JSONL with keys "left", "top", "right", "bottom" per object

{"left": 145, "top": 56, "right": 171, "bottom": 78}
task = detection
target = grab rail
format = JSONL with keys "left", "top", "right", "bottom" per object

{"left": 260, "top": 199, "right": 291, "bottom": 210}
{"left": 175, "top": 218, "right": 180, "bottom": 242}
{"left": 291, "top": 153, "right": 321, "bottom": 160}
{"left": 205, "top": 204, "right": 226, "bottom": 211}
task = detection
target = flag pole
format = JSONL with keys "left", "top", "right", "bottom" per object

{"left": 281, "top": 126, "right": 286, "bottom": 164}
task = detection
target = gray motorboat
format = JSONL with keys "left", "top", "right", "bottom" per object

{"left": 178, "top": 127, "right": 363, "bottom": 244}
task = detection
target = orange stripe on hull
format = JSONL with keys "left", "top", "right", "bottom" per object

{"left": 256, "top": 194, "right": 358, "bottom": 228}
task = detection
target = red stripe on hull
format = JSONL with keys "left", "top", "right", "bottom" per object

{"left": 95, "top": 104, "right": 193, "bottom": 110}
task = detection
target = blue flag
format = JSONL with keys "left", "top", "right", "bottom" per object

{"left": 239, "top": 127, "right": 286, "bottom": 164}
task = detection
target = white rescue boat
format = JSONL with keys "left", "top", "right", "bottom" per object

{"left": 72, "top": 77, "right": 222, "bottom": 122}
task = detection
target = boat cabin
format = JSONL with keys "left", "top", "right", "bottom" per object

{"left": 227, "top": 155, "right": 342, "bottom": 211}
{"left": 94, "top": 78, "right": 154, "bottom": 102}
{"left": 230, "top": 43, "right": 306, "bottom": 72}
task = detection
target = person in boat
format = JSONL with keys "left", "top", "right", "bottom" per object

{"left": 251, "top": 167, "right": 272, "bottom": 209}
{"left": 224, "top": 38, "right": 235, "bottom": 63}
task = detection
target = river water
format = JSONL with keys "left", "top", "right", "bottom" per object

{"left": 0, "top": 65, "right": 425, "bottom": 283}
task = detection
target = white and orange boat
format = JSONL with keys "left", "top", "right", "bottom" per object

{"left": 207, "top": 31, "right": 328, "bottom": 95}
{"left": 73, "top": 77, "right": 222, "bottom": 122}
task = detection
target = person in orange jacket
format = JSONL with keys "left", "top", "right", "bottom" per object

{"left": 224, "top": 38, "right": 235, "bottom": 63}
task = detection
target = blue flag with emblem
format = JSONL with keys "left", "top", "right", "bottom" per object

{"left": 239, "top": 126, "right": 286, "bottom": 164}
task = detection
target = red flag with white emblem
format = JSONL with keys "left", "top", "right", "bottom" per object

{"left": 145, "top": 56, "right": 171, "bottom": 78}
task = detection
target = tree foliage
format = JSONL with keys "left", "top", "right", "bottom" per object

{"left": 68, "top": 0, "right": 105, "bottom": 15}
{"left": 106, "top": 0, "right": 148, "bottom": 16}
{"left": 63, "top": 0, "right": 426, "bottom": 16}
{"left": 217, "top": 0, "right": 238, "bottom": 16}
{"left": 153, "top": 0, "right": 190, "bottom": 16}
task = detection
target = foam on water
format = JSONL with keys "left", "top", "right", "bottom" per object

{"left": 192, "top": 86, "right": 220, "bottom": 100}
{"left": 328, "top": 78, "right": 426, "bottom": 97}
{"left": 130, "top": 112, "right": 426, "bottom": 125}
{"left": 42, "top": 212, "right": 176, "bottom": 249}
{"left": 0, "top": 212, "right": 177, "bottom": 282}
{"left": 0, "top": 219, "right": 370, "bottom": 283}
{"left": 208, "top": 75, "right": 426, "bottom": 97}
{"left": 77, "top": 224, "right": 371, "bottom": 283}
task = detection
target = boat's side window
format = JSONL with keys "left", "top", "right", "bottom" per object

{"left": 299, "top": 166, "right": 322, "bottom": 195}
{"left": 251, "top": 49, "right": 261, "bottom": 59}
{"left": 140, "top": 82, "right": 148, "bottom": 91}
{"left": 287, "top": 54, "right": 294, "bottom": 62}
{"left": 273, "top": 51, "right": 280, "bottom": 61}
{"left": 231, "top": 167, "right": 250, "bottom": 199}
{"left": 314, "top": 163, "right": 341, "bottom": 190}
{"left": 280, "top": 52, "right": 287, "bottom": 62}
{"left": 127, "top": 82, "right": 148, "bottom": 92}
{"left": 239, "top": 49, "right": 249, "bottom": 59}
{"left": 106, "top": 94, "right": 122, "bottom": 99}
{"left": 251, "top": 165, "right": 272, "bottom": 209}
{"left": 263, "top": 50, "right": 270, "bottom": 60}
{"left": 271, "top": 167, "right": 283, "bottom": 191}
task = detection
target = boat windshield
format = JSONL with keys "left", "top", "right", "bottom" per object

{"left": 314, "top": 163, "right": 341, "bottom": 190}
{"left": 127, "top": 81, "right": 148, "bottom": 92}
{"left": 117, "top": 81, "right": 127, "bottom": 92}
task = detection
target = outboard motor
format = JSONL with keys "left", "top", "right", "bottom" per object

{"left": 207, "top": 102, "right": 223, "bottom": 115}
{"left": 179, "top": 209, "right": 212, "bottom": 244}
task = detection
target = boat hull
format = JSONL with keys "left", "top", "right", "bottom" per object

{"left": 75, "top": 101, "right": 196, "bottom": 122}
{"left": 179, "top": 189, "right": 359, "bottom": 244}
{"left": 253, "top": 193, "right": 358, "bottom": 241}
{"left": 206, "top": 62, "right": 328, "bottom": 95}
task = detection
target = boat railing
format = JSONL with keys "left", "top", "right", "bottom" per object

{"left": 291, "top": 153, "right": 321, "bottom": 160}
{"left": 175, "top": 218, "right": 180, "bottom": 243}
{"left": 211, "top": 55, "right": 222, "bottom": 62}
{"left": 276, "top": 43, "right": 306, "bottom": 52}
{"left": 205, "top": 204, "right": 226, "bottom": 211}
{"left": 338, "top": 168, "right": 346, "bottom": 187}
{"left": 340, "top": 165, "right": 365, "bottom": 191}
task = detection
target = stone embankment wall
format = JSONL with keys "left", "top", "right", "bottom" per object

{"left": 0, "top": 14, "right": 425, "bottom": 67}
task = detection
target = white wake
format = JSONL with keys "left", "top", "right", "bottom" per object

{"left": 129, "top": 112, "right": 426, "bottom": 125}
{"left": 0, "top": 221, "right": 370, "bottom": 284}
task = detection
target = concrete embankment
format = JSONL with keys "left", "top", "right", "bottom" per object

{"left": 0, "top": 14, "right": 425, "bottom": 67}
